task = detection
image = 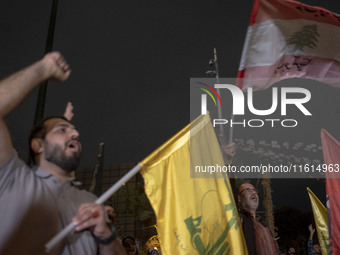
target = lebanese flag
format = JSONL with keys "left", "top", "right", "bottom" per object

{"left": 321, "top": 129, "right": 340, "bottom": 254}
{"left": 238, "top": 0, "right": 340, "bottom": 90}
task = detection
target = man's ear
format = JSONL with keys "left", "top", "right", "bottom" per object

{"left": 31, "top": 138, "right": 43, "bottom": 155}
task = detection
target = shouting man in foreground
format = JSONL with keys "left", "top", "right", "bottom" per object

{"left": 0, "top": 52, "right": 127, "bottom": 255}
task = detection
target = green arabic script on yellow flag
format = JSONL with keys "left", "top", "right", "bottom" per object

{"left": 140, "top": 114, "right": 248, "bottom": 255}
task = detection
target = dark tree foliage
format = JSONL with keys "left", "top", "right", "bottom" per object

{"left": 275, "top": 206, "right": 314, "bottom": 255}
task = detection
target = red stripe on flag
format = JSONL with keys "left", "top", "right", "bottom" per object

{"left": 249, "top": 0, "right": 260, "bottom": 26}
{"left": 321, "top": 129, "right": 340, "bottom": 254}
{"left": 236, "top": 70, "right": 245, "bottom": 89}
{"left": 256, "top": 0, "right": 340, "bottom": 26}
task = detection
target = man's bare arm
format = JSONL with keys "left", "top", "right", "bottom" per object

{"left": 0, "top": 52, "right": 71, "bottom": 167}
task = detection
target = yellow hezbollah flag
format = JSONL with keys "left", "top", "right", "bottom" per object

{"left": 140, "top": 114, "right": 247, "bottom": 255}
{"left": 307, "top": 187, "right": 329, "bottom": 255}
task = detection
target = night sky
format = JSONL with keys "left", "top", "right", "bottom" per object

{"left": 1, "top": 0, "right": 340, "bottom": 211}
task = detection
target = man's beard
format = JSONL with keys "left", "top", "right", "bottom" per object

{"left": 44, "top": 141, "right": 80, "bottom": 172}
{"left": 241, "top": 198, "right": 258, "bottom": 212}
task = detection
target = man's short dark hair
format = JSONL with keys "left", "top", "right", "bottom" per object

{"left": 29, "top": 116, "right": 70, "bottom": 164}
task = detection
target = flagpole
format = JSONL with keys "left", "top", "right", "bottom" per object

{"left": 33, "top": 0, "right": 59, "bottom": 125}
{"left": 208, "top": 48, "right": 234, "bottom": 145}
{"left": 89, "top": 143, "right": 105, "bottom": 196}
{"left": 208, "top": 48, "right": 237, "bottom": 198}
{"left": 210, "top": 48, "right": 225, "bottom": 145}
{"left": 229, "top": 114, "right": 234, "bottom": 143}
{"left": 214, "top": 48, "right": 224, "bottom": 143}
{"left": 45, "top": 164, "right": 142, "bottom": 252}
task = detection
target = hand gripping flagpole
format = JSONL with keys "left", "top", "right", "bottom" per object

{"left": 45, "top": 164, "right": 142, "bottom": 252}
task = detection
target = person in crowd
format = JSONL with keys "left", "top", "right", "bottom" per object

{"left": 0, "top": 52, "right": 127, "bottom": 254}
{"left": 222, "top": 141, "right": 277, "bottom": 254}
{"left": 238, "top": 182, "right": 277, "bottom": 255}
{"left": 307, "top": 224, "right": 321, "bottom": 255}
{"left": 287, "top": 247, "right": 296, "bottom": 254}
{"left": 279, "top": 247, "right": 287, "bottom": 255}
{"left": 147, "top": 244, "right": 160, "bottom": 255}
{"left": 122, "top": 236, "right": 139, "bottom": 255}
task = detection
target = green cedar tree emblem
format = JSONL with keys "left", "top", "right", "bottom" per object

{"left": 184, "top": 174, "right": 239, "bottom": 255}
{"left": 286, "top": 24, "right": 320, "bottom": 52}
